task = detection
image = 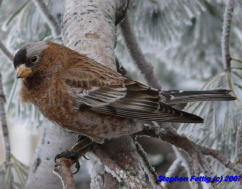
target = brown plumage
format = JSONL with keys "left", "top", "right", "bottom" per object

{"left": 13, "top": 41, "right": 236, "bottom": 143}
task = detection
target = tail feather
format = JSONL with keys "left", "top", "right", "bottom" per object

{"left": 161, "top": 110, "right": 204, "bottom": 123}
{"left": 162, "top": 89, "right": 236, "bottom": 105}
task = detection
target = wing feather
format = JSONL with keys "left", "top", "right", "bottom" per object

{"left": 61, "top": 56, "right": 203, "bottom": 123}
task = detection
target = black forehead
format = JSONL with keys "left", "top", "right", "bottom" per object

{"left": 13, "top": 48, "right": 27, "bottom": 68}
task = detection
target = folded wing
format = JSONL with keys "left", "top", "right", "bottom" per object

{"left": 61, "top": 56, "right": 203, "bottom": 123}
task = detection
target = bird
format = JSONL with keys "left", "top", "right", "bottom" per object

{"left": 13, "top": 40, "right": 236, "bottom": 144}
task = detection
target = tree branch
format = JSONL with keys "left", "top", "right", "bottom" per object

{"left": 134, "top": 139, "right": 163, "bottom": 189}
{"left": 92, "top": 145, "right": 149, "bottom": 189}
{"left": 163, "top": 159, "right": 182, "bottom": 188}
{"left": 200, "top": 147, "right": 242, "bottom": 175}
{"left": 0, "top": 41, "right": 13, "bottom": 61}
{"left": 172, "top": 147, "right": 194, "bottom": 189}
{"left": 53, "top": 137, "right": 93, "bottom": 189}
{"left": 236, "top": 119, "right": 242, "bottom": 164}
{"left": 165, "top": 159, "right": 181, "bottom": 178}
{"left": 31, "top": 0, "right": 60, "bottom": 37}
{"left": 53, "top": 158, "right": 76, "bottom": 189}
{"left": 139, "top": 127, "right": 242, "bottom": 176}
{"left": 0, "top": 73, "right": 15, "bottom": 188}
{"left": 0, "top": 73, "right": 11, "bottom": 166}
{"left": 239, "top": 0, "right": 242, "bottom": 6}
{"left": 120, "top": 14, "right": 161, "bottom": 89}
{"left": 172, "top": 147, "right": 192, "bottom": 177}
{"left": 221, "top": 0, "right": 234, "bottom": 70}
{"left": 115, "top": 0, "right": 130, "bottom": 25}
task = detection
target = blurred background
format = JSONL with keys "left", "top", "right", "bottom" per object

{"left": 0, "top": 0, "right": 242, "bottom": 188}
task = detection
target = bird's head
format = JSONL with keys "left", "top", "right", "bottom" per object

{"left": 13, "top": 41, "right": 50, "bottom": 79}
{"left": 13, "top": 40, "right": 69, "bottom": 80}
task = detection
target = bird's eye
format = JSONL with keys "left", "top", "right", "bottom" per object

{"left": 30, "top": 56, "right": 39, "bottom": 63}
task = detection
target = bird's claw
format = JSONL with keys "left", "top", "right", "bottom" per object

{"left": 54, "top": 150, "right": 80, "bottom": 174}
{"left": 77, "top": 135, "right": 86, "bottom": 142}
{"left": 55, "top": 150, "right": 76, "bottom": 161}
{"left": 82, "top": 155, "right": 90, "bottom": 160}
{"left": 73, "top": 160, "right": 81, "bottom": 174}
{"left": 54, "top": 136, "right": 93, "bottom": 174}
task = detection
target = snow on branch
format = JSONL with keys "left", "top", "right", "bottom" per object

{"left": 0, "top": 40, "right": 13, "bottom": 179}
{"left": 134, "top": 139, "right": 163, "bottom": 189}
{"left": 221, "top": 0, "right": 235, "bottom": 70}
{"left": 31, "top": 0, "right": 60, "bottom": 37}
{"left": 139, "top": 127, "right": 242, "bottom": 176}
{"left": 0, "top": 74, "right": 11, "bottom": 168}
{"left": 236, "top": 119, "right": 242, "bottom": 164}
{"left": 120, "top": 14, "right": 161, "bottom": 89}
{"left": 92, "top": 145, "right": 149, "bottom": 189}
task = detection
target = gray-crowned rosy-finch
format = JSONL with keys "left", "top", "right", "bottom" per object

{"left": 13, "top": 41, "right": 235, "bottom": 143}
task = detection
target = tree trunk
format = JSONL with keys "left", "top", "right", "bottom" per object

{"left": 63, "top": 0, "right": 149, "bottom": 188}
{"left": 25, "top": 122, "right": 78, "bottom": 189}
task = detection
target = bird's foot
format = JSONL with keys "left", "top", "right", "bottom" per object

{"left": 77, "top": 135, "right": 86, "bottom": 142}
{"left": 55, "top": 150, "right": 80, "bottom": 174}
{"left": 55, "top": 150, "right": 79, "bottom": 161}
{"left": 54, "top": 136, "right": 93, "bottom": 174}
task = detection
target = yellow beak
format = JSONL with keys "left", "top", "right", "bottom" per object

{"left": 16, "top": 65, "right": 32, "bottom": 78}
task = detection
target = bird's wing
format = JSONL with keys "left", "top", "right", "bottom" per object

{"left": 91, "top": 80, "right": 203, "bottom": 123}
{"left": 61, "top": 57, "right": 203, "bottom": 123}
{"left": 61, "top": 57, "right": 127, "bottom": 107}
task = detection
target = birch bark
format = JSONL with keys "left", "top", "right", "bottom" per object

{"left": 25, "top": 123, "right": 78, "bottom": 189}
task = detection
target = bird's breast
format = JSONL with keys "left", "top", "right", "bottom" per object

{"left": 21, "top": 78, "right": 77, "bottom": 123}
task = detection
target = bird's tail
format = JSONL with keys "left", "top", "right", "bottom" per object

{"left": 162, "top": 89, "right": 236, "bottom": 105}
